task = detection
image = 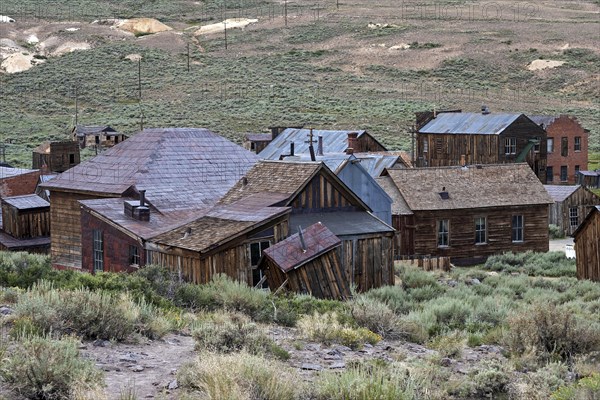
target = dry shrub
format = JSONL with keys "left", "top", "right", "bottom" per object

{"left": 178, "top": 352, "right": 303, "bottom": 400}
{"left": 350, "top": 295, "right": 404, "bottom": 339}
{"left": 297, "top": 312, "right": 381, "bottom": 350}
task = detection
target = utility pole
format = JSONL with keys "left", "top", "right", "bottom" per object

{"left": 411, "top": 125, "right": 415, "bottom": 166}
{"left": 138, "top": 59, "right": 142, "bottom": 100}
{"left": 284, "top": 0, "right": 288, "bottom": 27}
{"left": 74, "top": 85, "right": 79, "bottom": 128}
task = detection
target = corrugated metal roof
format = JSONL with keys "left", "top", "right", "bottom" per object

{"left": 579, "top": 170, "right": 600, "bottom": 177}
{"left": 262, "top": 222, "right": 341, "bottom": 272}
{"left": 289, "top": 211, "right": 394, "bottom": 237}
{"left": 2, "top": 194, "right": 49, "bottom": 210}
{"left": 259, "top": 128, "right": 367, "bottom": 160}
{"left": 0, "top": 167, "right": 38, "bottom": 179}
{"left": 418, "top": 113, "right": 523, "bottom": 135}
{"left": 544, "top": 185, "right": 581, "bottom": 202}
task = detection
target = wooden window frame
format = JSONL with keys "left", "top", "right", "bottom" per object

{"left": 560, "top": 166, "right": 568, "bottom": 182}
{"left": 561, "top": 137, "right": 568, "bottom": 157}
{"left": 474, "top": 217, "right": 487, "bottom": 245}
{"left": 574, "top": 136, "right": 581, "bottom": 152}
{"left": 511, "top": 215, "right": 524, "bottom": 243}
{"left": 569, "top": 207, "right": 579, "bottom": 227}
{"left": 423, "top": 139, "right": 428, "bottom": 153}
{"left": 249, "top": 240, "right": 271, "bottom": 288}
{"left": 93, "top": 230, "right": 104, "bottom": 272}
{"left": 129, "top": 245, "right": 140, "bottom": 266}
{"left": 546, "top": 166, "right": 554, "bottom": 182}
{"left": 547, "top": 137, "right": 554, "bottom": 153}
{"left": 437, "top": 219, "right": 450, "bottom": 248}
{"left": 504, "top": 137, "right": 517, "bottom": 155}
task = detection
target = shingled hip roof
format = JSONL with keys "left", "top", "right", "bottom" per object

{"left": 42, "top": 128, "right": 260, "bottom": 211}
{"left": 262, "top": 222, "right": 341, "bottom": 273}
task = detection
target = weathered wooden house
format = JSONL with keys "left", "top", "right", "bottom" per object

{"left": 416, "top": 110, "right": 548, "bottom": 183}
{"left": 72, "top": 125, "right": 127, "bottom": 149}
{"left": 0, "top": 167, "right": 41, "bottom": 198}
{"left": 577, "top": 170, "right": 600, "bottom": 189}
{"left": 545, "top": 185, "right": 600, "bottom": 236}
{"left": 529, "top": 115, "right": 588, "bottom": 184}
{"left": 243, "top": 133, "right": 273, "bottom": 154}
{"left": 259, "top": 128, "right": 387, "bottom": 160}
{"left": 381, "top": 164, "right": 553, "bottom": 265}
{"left": 259, "top": 222, "right": 351, "bottom": 300}
{"left": 573, "top": 206, "right": 600, "bottom": 282}
{"left": 41, "top": 128, "right": 260, "bottom": 270}
{"left": 32, "top": 141, "right": 80, "bottom": 173}
{"left": 0, "top": 194, "right": 50, "bottom": 253}
{"left": 216, "top": 160, "right": 395, "bottom": 291}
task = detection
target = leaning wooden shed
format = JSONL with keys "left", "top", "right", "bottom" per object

{"left": 545, "top": 185, "right": 600, "bottom": 236}
{"left": 573, "top": 206, "right": 600, "bottom": 282}
{"left": 0, "top": 194, "right": 50, "bottom": 253}
{"left": 259, "top": 222, "right": 351, "bottom": 300}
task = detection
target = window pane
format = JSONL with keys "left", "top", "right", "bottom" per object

{"left": 569, "top": 208, "right": 579, "bottom": 227}
{"left": 560, "top": 166, "right": 568, "bottom": 182}
{"left": 475, "top": 217, "right": 486, "bottom": 244}
{"left": 512, "top": 216, "right": 523, "bottom": 242}
{"left": 546, "top": 167, "right": 553, "bottom": 182}
{"left": 250, "top": 242, "right": 260, "bottom": 266}
{"left": 547, "top": 138, "right": 554, "bottom": 153}
{"left": 438, "top": 220, "right": 449, "bottom": 247}
{"left": 574, "top": 137, "right": 581, "bottom": 151}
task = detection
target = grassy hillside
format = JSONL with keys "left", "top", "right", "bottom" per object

{"left": 0, "top": 0, "right": 598, "bottom": 167}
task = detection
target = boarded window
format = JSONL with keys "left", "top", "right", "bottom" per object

{"left": 435, "top": 138, "right": 443, "bottom": 154}
{"left": 93, "top": 230, "right": 104, "bottom": 272}
{"left": 249, "top": 240, "right": 270, "bottom": 288}
{"left": 560, "top": 166, "right": 568, "bottom": 182}
{"left": 574, "top": 137, "right": 581, "bottom": 152}
{"left": 475, "top": 217, "right": 487, "bottom": 244}
{"left": 547, "top": 138, "right": 554, "bottom": 153}
{"left": 561, "top": 137, "right": 568, "bottom": 157}
{"left": 504, "top": 137, "right": 516, "bottom": 155}
{"left": 423, "top": 140, "right": 428, "bottom": 153}
{"left": 437, "top": 220, "right": 449, "bottom": 247}
{"left": 129, "top": 245, "right": 140, "bottom": 266}
{"left": 512, "top": 215, "right": 524, "bottom": 242}
{"left": 569, "top": 207, "right": 579, "bottom": 227}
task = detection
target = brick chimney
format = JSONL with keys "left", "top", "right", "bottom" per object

{"left": 124, "top": 190, "right": 150, "bottom": 221}
{"left": 347, "top": 132, "right": 358, "bottom": 154}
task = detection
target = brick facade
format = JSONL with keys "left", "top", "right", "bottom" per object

{"left": 0, "top": 170, "right": 41, "bottom": 198}
{"left": 545, "top": 116, "right": 588, "bottom": 185}
{"left": 81, "top": 210, "right": 145, "bottom": 274}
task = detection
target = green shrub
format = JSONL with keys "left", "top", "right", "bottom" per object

{"left": 363, "top": 285, "right": 416, "bottom": 315}
{"left": 428, "top": 331, "right": 465, "bottom": 358}
{"left": 551, "top": 373, "right": 600, "bottom": 400}
{"left": 350, "top": 295, "right": 403, "bottom": 339}
{"left": 178, "top": 352, "right": 303, "bottom": 400}
{"left": 509, "top": 362, "right": 569, "bottom": 400}
{"left": 0, "top": 252, "right": 53, "bottom": 288}
{"left": 298, "top": 312, "right": 381, "bottom": 350}
{"left": 483, "top": 251, "right": 576, "bottom": 277}
{"left": 549, "top": 224, "right": 565, "bottom": 239}
{"left": 0, "top": 335, "right": 104, "bottom": 400}
{"left": 314, "top": 362, "right": 416, "bottom": 400}
{"left": 452, "top": 360, "right": 511, "bottom": 398}
{"left": 400, "top": 267, "right": 440, "bottom": 289}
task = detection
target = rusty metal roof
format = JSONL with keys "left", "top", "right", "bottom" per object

{"left": 43, "top": 128, "right": 260, "bottom": 212}
{"left": 386, "top": 164, "right": 554, "bottom": 211}
{"left": 259, "top": 128, "right": 373, "bottom": 160}
{"left": 289, "top": 211, "right": 394, "bottom": 237}
{"left": 2, "top": 194, "right": 49, "bottom": 210}
{"left": 418, "top": 113, "right": 525, "bottom": 135}
{"left": 544, "top": 185, "right": 583, "bottom": 203}
{"left": 262, "top": 222, "right": 341, "bottom": 273}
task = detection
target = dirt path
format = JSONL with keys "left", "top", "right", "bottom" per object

{"left": 81, "top": 333, "right": 196, "bottom": 399}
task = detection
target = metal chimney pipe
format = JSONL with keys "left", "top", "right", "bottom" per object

{"left": 290, "top": 142, "right": 295, "bottom": 156}
{"left": 139, "top": 190, "right": 146, "bottom": 207}
{"left": 317, "top": 135, "right": 324, "bottom": 156}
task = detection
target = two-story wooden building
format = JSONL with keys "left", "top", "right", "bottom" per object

{"left": 415, "top": 110, "right": 548, "bottom": 183}
{"left": 381, "top": 164, "right": 553, "bottom": 265}
{"left": 32, "top": 141, "right": 80, "bottom": 173}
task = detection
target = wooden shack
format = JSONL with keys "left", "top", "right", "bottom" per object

{"left": 380, "top": 164, "right": 553, "bottom": 265}
{"left": 573, "top": 206, "right": 600, "bottom": 281}
{"left": 32, "top": 141, "right": 80, "bottom": 173}
{"left": 259, "top": 222, "right": 351, "bottom": 300}
{"left": 545, "top": 185, "right": 600, "bottom": 236}
{"left": 577, "top": 170, "right": 600, "bottom": 189}
{"left": 41, "top": 128, "right": 260, "bottom": 270}
{"left": 243, "top": 133, "right": 273, "bottom": 154}
{"left": 0, "top": 194, "right": 50, "bottom": 253}
{"left": 72, "top": 125, "right": 127, "bottom": 149}
{"left": 416, "top": 110, "right": 548, "bottom": 183}
{"left": 216, "top": 160, "right": 395, "bottom": 292}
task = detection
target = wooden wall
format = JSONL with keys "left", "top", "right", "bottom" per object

{"left": 1, "top": 204, "right": 50, "bottom": 239}
{"left": 392, "top": 214, "right": 414, "bottom": 257}
{"left": 548, "top": 187, "right": 600, "bottom": 236}
{"left": 291, "top": 173, "right": 361, "bottom": 213}
{"left": 575, "top": 210, "right": 599, "bottom": 282}
{"left": 262, "top": 250, "right": 352, "bottom": 300}
{"left": 400, "top": 205, "right": 549, "bottom": 265}
{"left": 357, "top": 134, "right": 387, "bottom": 153}
{"left": 33, "top": 142, "right": 80, "bottom": 173}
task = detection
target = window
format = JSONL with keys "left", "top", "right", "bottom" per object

{"left": 95, "top": 135, "right": 100, "bottom": 144}
{"left": 437, "top": 220, "right": 449, "bottom": 247}
{"left": 129, "top": 245, "right": 140, "bottom": 266}
{"left": 69, "top": 153, "right": 75, "bottom": 164}
{"left": 561, "top": 137, "right": 568, "bottom": 157}
{"left": 504, "top": 137, "right": 517, "bottom": 155}
{"left": 533, "top": 137, "right": 540, "bottom": 153}
{"left": 547, "top": 138, "right": 554, "bottom": 153}
{"left": 569, "top": 207, "right": 579, "bottom": 227}
{"left": 546, "top": 166, "right": 554, "bottom": 182}
{"left": 560, "top": 166, "right": 568, "bottom": 182}
{"left": 512, "top": 215, "right": 524, "bottom": 242}
{"left": 93, "top": 230, "right": 104, "bottom": 272}
{"left": 575, "top": 165, "right": 580, "bottom": 179}
{"left": 475, "top": 217, "right": 487, "bottom": 244}
{"left": 249, "top": 240, "right": 270, "bottom": 288}
{"left": 574, "top": 136, "right": 581, "bottom": 152}
{"left": 423, "top": 140, "right": 428, "bottom": 153}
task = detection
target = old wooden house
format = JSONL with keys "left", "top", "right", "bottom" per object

{"left": 545, "top": 185, "right": 600, "bottom": 236}
{"left": 573, "top": 206, "right": 600, "bottom": 282}
{"left": 215, "top": 160, "right": 395, "bottom": 291}
{"left": 259, "top": 222, "right": 351, "bottom": 300}
{"left": 529, "top": 115, "right": 588, "bottom": 184}
{"left": 32, "top": 141, "right": 80, "bottom": 173}
{"left": 243, "top": 133, "right": 273, "bottom": 154}
{"left": 41, "top": 128, "right": 260, "bottom": 270}
{"left": 416, "top": 109, "right": 548, "bottom": 183}
{"left": 0, "top": 167, "right": 41, "bottom": 198}
{"left": 380, "top": 164, "right": 553, "bottom": 265}
{"left": 72, "top": 125, "right": 127, "bottom": 149}
{"left": 0, "top": 194, "right": 50, "bottom": 253}
{"left": 578, "top": 170, "right": 600, "bottom": 189}
{"left": 259, "top": 128, "right": 387, "bottom": 160}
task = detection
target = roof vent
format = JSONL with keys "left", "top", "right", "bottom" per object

{"left": 439, "top": 187, "right": 450, "bottom": 200}
{"left": 298, "top": 225, "right": 307, "bottom": 253}
{"left": 481, "top": 105, "right": 490, "bottom": 115}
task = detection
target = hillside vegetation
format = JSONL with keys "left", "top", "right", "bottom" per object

{"left": 0, "top": 0, "right": 598, "bottom": 166}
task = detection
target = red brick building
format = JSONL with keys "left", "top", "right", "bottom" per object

{"left": 0, "top": 167, "right": 41, "bottom": 198}
{"left": 530, "top": 115, "right": 588, "bottom": 184}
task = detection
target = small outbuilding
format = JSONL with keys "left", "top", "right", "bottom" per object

{"left": 32, "top": 141, "right": 80, "bottom": 173}
{"left": 573, "top": 206, "right": 600, "bottom": 281}
{"left": 72, "top": 125, "right": 127, "bottom": 149}
{"left": 259, "top": 222, "right": 351, "bottom": 300}
{"left": 0, "top": 194, "right": 50, "bottom": 253}
{"left": 545, "top": 185, "right": 600, "bottom": 236}
{"left": 577, "top": 170, "right": 600, "bottom": 189}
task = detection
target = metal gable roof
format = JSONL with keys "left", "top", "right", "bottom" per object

{"left": 289, "top": 212, "right": 394, "bottom": 237}
{"left": 544, "top": 185, "right": 582, "bottom": 202}
{"left": 418, "top": 113, "right": 523, "bottom": 135}
{"left": 2, "top": 194, "right": 49, "bottom": 210}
